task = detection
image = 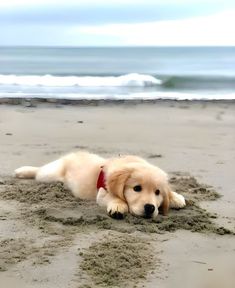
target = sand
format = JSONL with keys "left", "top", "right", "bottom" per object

{"left": 0, "top": 101, "right": 235, "bottom": 288}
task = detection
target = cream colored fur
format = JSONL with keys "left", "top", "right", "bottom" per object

{"left": 15, "top": 151, "right": 186, "bottom": 219}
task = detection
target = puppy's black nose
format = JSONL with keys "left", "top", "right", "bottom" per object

{"left": 144, "top": 204, "right": 155, "bottom": 216}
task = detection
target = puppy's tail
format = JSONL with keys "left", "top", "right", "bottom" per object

{"left": 15, "top": 166, "right": 39, "bottom": 179}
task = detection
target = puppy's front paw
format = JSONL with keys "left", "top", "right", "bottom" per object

{"left": 107, "top": 201, "right": 128, "bottom": 220}
{"left": 109, "top": 211, "right": 124, "bottom": 220}
{"left": 170, "top": 191, "right": 186, "bottom": 209}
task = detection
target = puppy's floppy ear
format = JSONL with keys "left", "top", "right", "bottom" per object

{"left": 160, "top": 184, "right": 171, "bottom": 216}
{"left": 106, "top": 168, "right": 132, "bottom": 201}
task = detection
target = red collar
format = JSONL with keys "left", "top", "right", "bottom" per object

{"left": 97, "top": 167, "right": 107, "bottom": 190}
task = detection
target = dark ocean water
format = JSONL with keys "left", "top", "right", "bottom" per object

{"left": 0, "top": 46, "right": 235, "bottom": 100}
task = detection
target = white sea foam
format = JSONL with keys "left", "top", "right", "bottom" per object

{"left": 0, "top": 73, "right": 162, "bottom": 87}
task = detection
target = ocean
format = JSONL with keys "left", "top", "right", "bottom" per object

{"left": 0, "top": 46, "right": 235, "bottom": 101}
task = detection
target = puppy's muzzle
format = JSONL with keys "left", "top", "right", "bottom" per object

{"left": 144, "top": 204, "right": 155, "bottom": 218}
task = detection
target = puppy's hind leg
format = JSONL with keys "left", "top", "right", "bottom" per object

{"left": 35, "top": 159, "right": 66, "bottom": 182}
{"left": 15, "top": 166, "right": 39, "bottom": 179}
{"left": 15, "top": 159, "right": 66, "bottom": 183}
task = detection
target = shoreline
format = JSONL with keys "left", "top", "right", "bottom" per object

{"left": 1, "top": 97, "right": 235, "bottom": 107}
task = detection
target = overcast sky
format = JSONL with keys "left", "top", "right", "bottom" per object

{"left": 1, "top": 0, "right": 235, "bottom": 46}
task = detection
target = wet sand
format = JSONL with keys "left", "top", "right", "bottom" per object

{"left": 0, "top": 101, "right": 235, "bottom": 287}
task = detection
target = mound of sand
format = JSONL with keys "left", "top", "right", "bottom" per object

{"left": 0, "top": 173, "right": 229, "bottom": 235}
{"left": 79, "top": 235, "right": 155, "bottom": 287}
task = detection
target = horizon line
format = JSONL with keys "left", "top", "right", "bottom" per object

{"left": 1, "top": 45, "right": 235, "bottom": 48}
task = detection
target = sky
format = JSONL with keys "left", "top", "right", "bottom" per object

{"left": 0, "top": 0, "right": 235, "bottom": 46}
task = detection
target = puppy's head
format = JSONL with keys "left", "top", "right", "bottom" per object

{"left": 106, "top": 162, "right": 171, "bottom": 218}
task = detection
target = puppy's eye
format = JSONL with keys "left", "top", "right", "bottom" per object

{"left": 133, "top": 185, "right": 142, "bottom": 192}
{"left": 155, "top": 189, "right": 160, "bottom": 196}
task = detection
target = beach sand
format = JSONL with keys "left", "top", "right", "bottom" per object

{"left": 0, "top": 101, "right": 235, "bottom": 288}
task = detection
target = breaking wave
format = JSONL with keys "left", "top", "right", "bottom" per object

{"left": 0, "top": 72, "right": 235, "bottom": 101}
{"left": 0, "top": 73, "right": 162, "bottom": 87}
{"left": 1, "top": 73, "right": 235, "bottom": 90}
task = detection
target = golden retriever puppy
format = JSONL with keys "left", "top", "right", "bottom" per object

{"left": 15, "top": 151, "right": 185, "bottom": 219}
